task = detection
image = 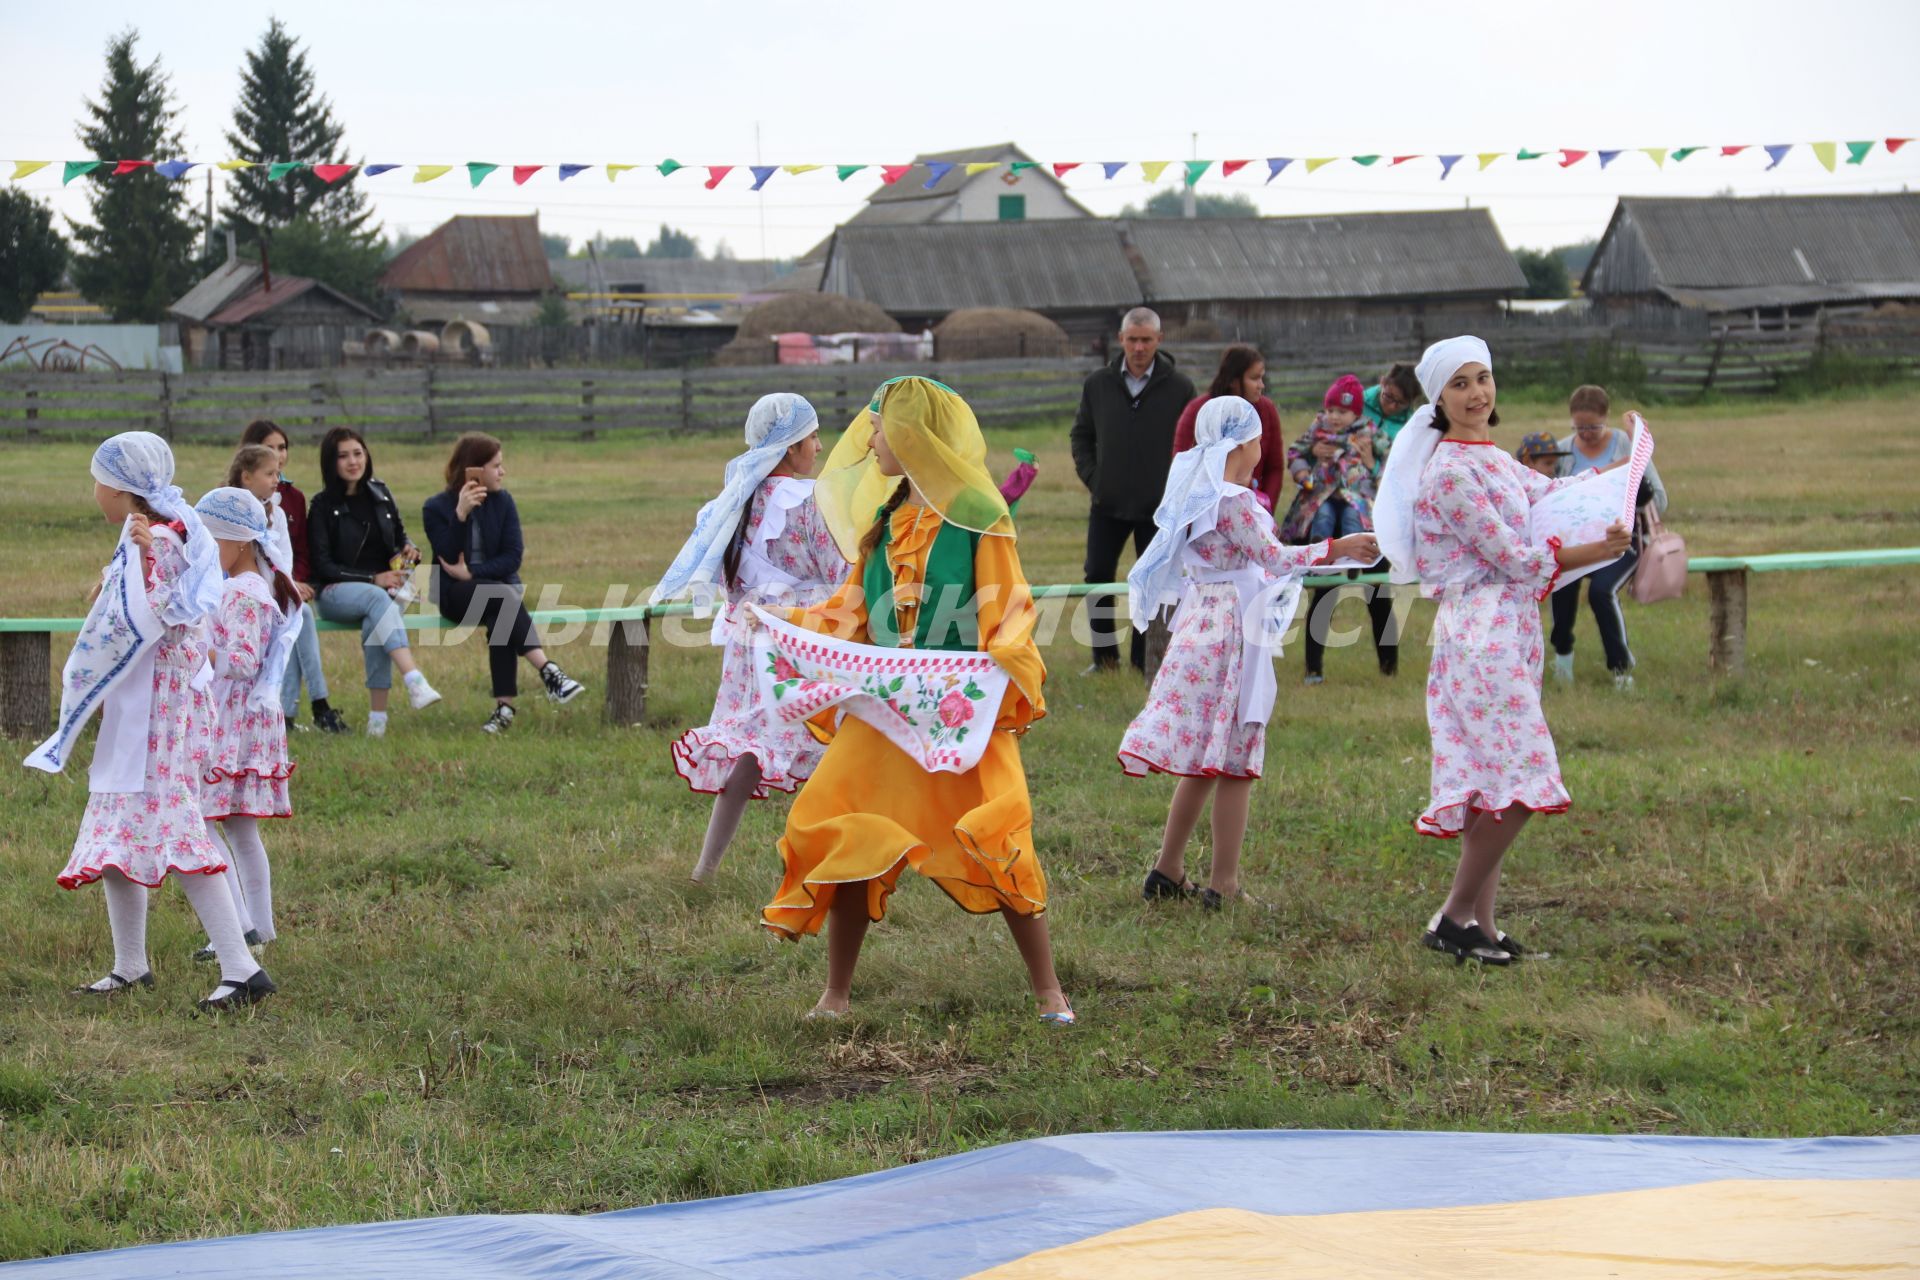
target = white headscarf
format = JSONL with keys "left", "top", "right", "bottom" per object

{"left": 1373, "top": 336, "right": 1493, "bottom": 585}
{"left": 649, "top": 393, "right": 820, "bottom": 603}
{"left": 89, "top": 431, "right": 223, "bottom": 624}
{"left": 195, "top": 486, "right": 302, "bottom": 711}
{"left": 1127, "top": 395, "right": 1265, "bottom": 629}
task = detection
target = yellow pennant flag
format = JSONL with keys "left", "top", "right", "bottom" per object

{"left": 1641, "top": 148, "right": 1667, "bottom": 168}
{"left": 1477, "top": 152, "right": 1503, "bottom": 171}
{"left": 782, "top": 164, "right": 822, "bottom": 175}
{"left": 1811, "top": 142, "right": 1838, "bottom": 172}
{"left": 606, "top": 163, "right": 637, "bottom": 181}
{"left": 413, "top": 164, "right": 452, "bottom": 184}
{"left": 10, "top": 160, "right": 51, "bottom": 181}
{"left": 1139, "top": 160, "right": 1171, "bottom": 182}
{"left": 1304, "top": 156, "right": 1337, "bottom": 173}
{"left": 217, "top": 159, "right": 256, "bottom": 171}
{"left": 965, "top": 162, "right": 998, "bottom": 176}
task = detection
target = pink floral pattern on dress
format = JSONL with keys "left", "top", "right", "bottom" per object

{"left": 1410, "top": 441, "right": 1586, "bottom": 837}
{"left": 1119, "top": 490, "right": 1330, "bottom": 779}
{"left": 673, "top": 478, "right": 850, "bottom": 798}
{"left": 59, "top": 530, "right": 227, "bottom": 889}
{"left": 201, "top": 576, "right": 295, "bottom": 820}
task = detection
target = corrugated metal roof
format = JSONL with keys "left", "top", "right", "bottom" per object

{"left": 1121, "top": 210, "right": 1527, "bottom": 302}
{"left": 826, "top": 221, "right": 1144, "bottom": 312}
{"left": 546, "top": 257, "right": 797, "bottom": 294}
{"left": 382, "top": 215, "right": 553, "bottom": 295}
{"left": 1586, "top": 194, "right": 1920, "bottom": 299}
{"left": 170, "top": 260, "right": 261, "bottom": 324}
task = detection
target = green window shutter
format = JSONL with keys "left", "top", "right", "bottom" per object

{"left": 998, "top": 194, "right": 1026, "bottom": 221}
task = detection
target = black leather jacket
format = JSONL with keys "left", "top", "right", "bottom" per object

{"left": 308, "top": 478, "right": 411, "bottom": 586}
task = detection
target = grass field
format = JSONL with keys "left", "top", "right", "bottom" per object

{"left": 1, "top": 386, "right": 1917, "bottom": 1261}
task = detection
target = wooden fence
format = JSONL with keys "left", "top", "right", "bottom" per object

{"left": 6, "top": 322, "right": 1920, "bottom": 441}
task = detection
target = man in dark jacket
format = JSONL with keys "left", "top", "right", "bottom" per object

{"left": 1070, "top": 306, "right": 1195, "bottom": 673}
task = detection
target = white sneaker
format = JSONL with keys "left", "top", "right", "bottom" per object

{"left": 365, "top": 712, "right": 388, "bottom": 738}
{"left": 404, "top": 673, "right": 442, "bottom": 710}
{"left": 1552, "top": 653, "right": 1574, "bottom": 684}
{"left": 1613, "top": 672, "right": 1635, "bottom": 692}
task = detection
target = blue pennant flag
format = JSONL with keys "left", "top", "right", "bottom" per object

{"left": 1101, "top": 161, "right": 1127, "bottom": 179}
{"left": 922, "top": 161, "right": 956, "bottom": 190}
{"left": 154, "top": 161, "right": 196, "bottom": 180}
{"left": 750, "top": 165, "right": 778, "bottom": 191}
{"left": 1764, "top": 144, "right": 1793, "bottom": 170}
{"left": 1264, "top": 157, "right": 1292, "bottom": 183}
{"left": 1597, "top": 150, "right": 1621, "bottom": 168}
{"left": 362, "top": 164, "right": 400, "bottom": 177}
{"left": 558, "top": 163, "right": 589, "bottom": 181}
{"left": 1437, "top": 154, "right": 1463, "bottom": 179}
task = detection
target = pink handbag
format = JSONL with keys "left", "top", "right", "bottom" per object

{"left": 1630, "top": 506, "right": 1688, "bottom": 603}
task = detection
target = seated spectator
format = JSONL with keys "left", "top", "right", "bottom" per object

{"left": 422, "top": 433, "right": 583, "bottom": 734}
{"left": 307, "top": 426, "right": 441, "bottom": 737}
{"left": 1361, "top": 363, "right": 1419, "bottom": 458}
{"left": 240, "top": 419, "right": 347, "bottom": 734}
{"left": 1515, "top": 431, "right": 1570, "bottom": 478}
{"left": 1172, "top": 344, "right": 1288, "bottom": 512}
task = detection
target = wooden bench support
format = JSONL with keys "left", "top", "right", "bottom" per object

{"left": 1143, "top": 614, "right": 1171, "bottom": 684}
{"left": 1707, "top": 568, "right": 1748, "bottom": 676}
{"left": 1, "top": 630, "right": 51, "bottom": 738}
{"left": 604, "top": 617, "right": 650, "bottom": 725}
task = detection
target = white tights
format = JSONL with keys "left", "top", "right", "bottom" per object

{"left": 205, "top": 817, "right": 275, "bottom": 942}
{"left": 95, "top": 867, "right": 260, "bottom": 991}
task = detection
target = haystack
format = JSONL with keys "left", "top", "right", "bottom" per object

{"left": 932, "top": 308, "right": 1072, "bottom": 360}
{"left": 715, "top": 292, "right": 900, "bottom": 366}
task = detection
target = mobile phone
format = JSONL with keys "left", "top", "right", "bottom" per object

{"left": 465, "top": 466, "right": 485, "bottom": 485}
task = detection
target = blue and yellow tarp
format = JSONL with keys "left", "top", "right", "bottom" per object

{"left": 8, "top": 1130, "right": 1917, "bottom": 1278}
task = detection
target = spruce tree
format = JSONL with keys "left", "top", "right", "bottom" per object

{"left": 224, "top": 18, "right": 373, "bottom": 246}
{"left": 68, "top": 30, "right": 200, "bottom": 323}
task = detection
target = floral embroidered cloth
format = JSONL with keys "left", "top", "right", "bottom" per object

{"left": 750, "top": 605, "right": 1009, "bottom": 775}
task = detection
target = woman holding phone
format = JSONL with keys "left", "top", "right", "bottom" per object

{"left": 421, "top": 433, "right": 584, "bottom": 733}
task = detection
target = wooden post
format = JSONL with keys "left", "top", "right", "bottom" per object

{"left": 1143, "top": 614, "right": 1171, "bottom": 683}
{"left": 605, "top": 617, "right": 650, "bottom": 724}
{"left": 1707, "top": 569, "right": 1748, "bottom": 676}
{"left": 24, "top": 385, "right": 38, "bottom": 442}
{"left": 580, "top": 376, "right": 597, "bottom": 441}
{"left": 0, "top": 631, "right": 51, "bottom": 738}
{"left": 158, "top": 371, "right": 174, "bottom": 441}
{"left": 679, "top": 375, "right": 693, "bottom": 433}
{"left": 424, "top": 363, "right": 438, "bottom": 439}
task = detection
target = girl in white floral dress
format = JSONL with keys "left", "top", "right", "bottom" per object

{"left": 1375, "top": 339, "right": 1630, "bottom": 965}
{"left": 1121, "top": 397, "right": 1378, "bottom": 909}
{"left": 28, "top": 433, "right": 276, "bottom": 1011}
{"left": 651, "top": 393, "right": 849, "bottom": 883}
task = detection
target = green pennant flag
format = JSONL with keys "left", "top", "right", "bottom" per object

{"left": 1009, "top": 160, "right": 1037, "bottom": 175}
{"left": 62, "top": 160, "right": 103, "bottom": 185}
{"left": 1184, "top": 160, "right": 1212, "bottom": 186}
{"left": 466, "top": 162, "right": 499, "bottom": 186}
{"left": 1672, "top": 146, "right": 1703, "bottom": 162}
{"left": 1515, "top": 149, "right": 1547, "bottom": 160}
{"left": 1845, "top": 140, "right": 1874, "bottom": 165}
{"left": 658, "top": 159, "right": 683, "bottom": 177}
{"left": 1351, "top": 154, "right": 1380, "bottom": 166}
{"left": 267, "top": 161, "right": 304, "bottom": 182}
{"left": 835, "top": 164, "right": 865, "bottom": 181}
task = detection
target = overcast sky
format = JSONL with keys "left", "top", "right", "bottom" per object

{"left": 6, "top": 0, "right": 1918, "bottom": 261}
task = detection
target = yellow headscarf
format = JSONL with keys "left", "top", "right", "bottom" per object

{"left": 814, "top": 375, "right": 1015, "bottom": 562}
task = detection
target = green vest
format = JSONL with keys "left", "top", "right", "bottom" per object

{"left": 862, "top": 512, "right": 979, "bottom": 651}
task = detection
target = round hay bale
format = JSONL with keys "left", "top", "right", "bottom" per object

{"left": 364, "top": 327, "right": 400, "bottom": 354}
{"left": 932, "top": 307, "right": 1072, "bottom": 360}
{"left": 716, "top": 292, "right": 900, "bottom": 366}
{"left": 442, "top": 318, "right": 492, "bottom": 354}
{"left": 400, "top": 330, "right": 440, "bottom": 357}
{"left": 1164, "top": 317, "right": 1223, "bottom": 342}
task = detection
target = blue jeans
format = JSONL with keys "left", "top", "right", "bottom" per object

{"left": 278, "top": 602, "right": 330, "bottom": 716}
{"left": 1309, "top": 498, "right": 1365, "bottom": 541}
{"left": 316, "top": 582, "right": 410, "bottom": 690}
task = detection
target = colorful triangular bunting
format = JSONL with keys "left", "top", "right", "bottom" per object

{"left": 1642, "top": 148, "right": 1667, "bottom": 168}
{"left": 62, "top": 161, "right": 102, "bottom": 185}
{"left": 1391, "top": 155, "right": 1420, "bottom": 165}
{"left": 113, "top": 159, "right": 154, "bottom": 175}
{"left": 1764, "top": 144, "right": 1793, "bottom": 170}
{"left": 835, "top": 165, "right": 866, "bottom": 181}
{"left": 363, "top": 164, "right": 400, "bottom": 176}
{"left": 217, "top": 160, "right": 255, "bottom": 171}
{"left": 1101, "top": 161, "right": 1126, "bottom": 179}
{"left": 9, "top": 160, "right": 51, "bottom": 181}
{"left": 1811, "top": 142, "right": 1837, "bottom": 171}
{"left": 1559, "top": 149, "right": 1587, "bottom": 167}
{"left": 1304, "top": 157, "right": 1336, "bottom": 173}
{"left": 783, "top": 164, "right": 823, "bottom": 175}
{"left": 465, "top": 162, "right": 498, "bottom": 187}
{"left": 1845, "top": 141, "right": 1874, "bottom": 165}
{"left": 558, "top": 164, "right": 588, "bottom": 180}
{"left": 922, "top": 161, "right": 955, "bottom": 188}
{"left": 312, "top": 164, "right": 354, "bottom": 184}
{"left": 266, "top": 162, "right": 304, "bottom": 181}
{"left": 1264, "top": 157, "right": 1292, "bottom": 183}
{"left": 413, "top": 164, "right": 452, "bottom": 183}
{"left": 154, "top": 160, "right": 196, "bottom": 180}
{"left": 1351, "top": 154, "right": 1380, "bottom": 166}
{"left": 879, "top": 164, "right": 911, "bottom": 185}
{"left": 1672, "top": 146, "right": 1703, "bottom": 162}
{"left": 1052, "top": 162, "right": 1080, "bottom": 178}
{"left": 1597, "top": 150, "right": 1621, "bottom": 168}
{"left": 1184, "top": 160, "right": 1212, "bottom": 185}
{"left": 1437, "top": 154, "right": 1462, "bottom": 179}
{"left": 965, "top": 162, "right": 998, "bottom": 176}
{"left": 512, "top": 165, "right": 542, "bottom": 185}
{"left": 750, "top": 165, "right": 778, "bottom": 190}
{"left": 606, "top": 164, "right": 636, "bottom": 180}
{"left": 1887, "top": 138, "right": 1911, "bottom": 153}
{"left": 658, "top": 159, "right": 683, "bottom": 177}
{"left": 1515, "top": 148, "right": 1546, "bottom": 161}
{"left": 1140, "top": 161, "right": 1170, "bottom": 182}
{"left": 1476, "top": 152, "right": 1503, "bottom": 171}
{"left": 704, "top": 165, "right": 733, "bottom": 189}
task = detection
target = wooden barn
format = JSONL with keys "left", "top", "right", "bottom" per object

{"left": 170, "top": 258, "right": 381, "bottom": 370}
{"left": 382, "top": 214, "right": 554, "bottom": 327}
{"left": 1582, "top": 193, "right": 1920, "bottom": 331}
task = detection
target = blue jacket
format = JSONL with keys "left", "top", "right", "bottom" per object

{"left": 422, "top": 487, "right": 524, "bottom": 587}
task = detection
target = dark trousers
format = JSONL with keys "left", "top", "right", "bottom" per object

{"left": 1550, "top": 547, "right": 1638, "bottom": 674}
{"left": 438, "top": 579, "right": 543, "bottom": 698}
{"left": 1084, "top": 506, "right": 1157, "bottom": 670}
{"left": 1301, "top": 571, "right": 1401, "bottom": 676}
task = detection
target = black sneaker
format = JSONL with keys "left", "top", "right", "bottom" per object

{"left": 193, "top": 929, "right": 265, "bottom": 964}
{"left": 197, "top": 968, "right": 277, "bottom": 1013}
{"left": 314, "top": 707, "right": 350, "bottom": 734}
{"left": 1142, "top": 868, "right": 1197, "bottom": 902}
{"left": 540, "top": 662, "right": 584, "bottom": 705}
{"left": 482, "top": 704, "right": 516, "bottom": 734}
{"left": 72, "top": 970, "right": 155, "bottom": 997}
{"left": 1496, "top": 931, "right": 1549, "bottom": 961}
{"left": 1422, "top": 912, "right": 1512, "bottom": 965}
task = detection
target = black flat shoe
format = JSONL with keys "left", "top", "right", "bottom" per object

{"left": 193, "top": 929, "right": 265, "bottom": 964}
{"left": 1496, "top": 930, "right": 1549, "bottom": 961}
{"left": 196, "top": 968, "right": 277, "bottom": 1013}
{"left": 1142, "top": 868, "right": 1197, "bottom": 902}
{"left": 72, "top": 971, "right": 155, "bottom": 996}
{"left": 1422, "top": 913, "right": 1511, "bottom": 966}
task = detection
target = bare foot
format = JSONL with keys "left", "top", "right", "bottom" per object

{"left": 807, "top": 990, "right": 851, "bottom": 1019}
{"left": 1034, "top": 988, "right": 1072, "bottom": 1018}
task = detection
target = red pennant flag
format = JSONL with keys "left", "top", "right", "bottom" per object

{"left": 1558, "top": 149, "right": 1588, "bottom": 167}
{"left": 879, "top": 164, "right": 912, "bottom": 185}
{"left": 512, "top": 165, "right": 543, "bottom": 185}
{"left": 1217, "top": 160, "right": 1250, "bottom": 177}
{"left": 312, "top": 163, "right": 355, "bottom": 184}
{"left": 1051, "top": 162, "right": 1081, "bottom": 178}
{"left": 703, "top": 165, "right": 733, "bottom": 189}
{"left": 1391, "top": 154, "right": 1421, "bottom": 165}
{"left": 1888, "top": 138, "right": 1911, "bottom": 153}
{"left": 1721, "top": 145, "right": 1749, "bottom": 157}
{"left": 112, "top": 159, "right": 153, "bottom": 175}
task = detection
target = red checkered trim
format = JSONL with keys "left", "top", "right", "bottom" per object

{"left": 778, "top": 632, "right": 994, "bottom": 676}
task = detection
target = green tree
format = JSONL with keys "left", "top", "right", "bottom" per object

{"left": 643, "top": 224, "right": 700, "bottom": 258}
{"left": 600, "top": 236, "right": 643, "bottom": 259}
{"left": 1117, "top": 189, "right": 1260, "bottom": 219}
{"left": 249, "top": 214, "right": 388, "bottom": 309}
{"left": 540, "top": 231, "right": 570, "bottom": 258}
{"left": 68, "top": 30, "right": 201, "bottom": 323}
{"left": 0, "top": 190, "right": 70, "bottom": 323}
{"left": 1514, "top": 247, "right": 1571, "bottom": 299}
{"left": 223, "top": 18, "right": 373, "bottom": 247}
{"left": 1555, "top": 237, "right": 1599, "bottom": 280}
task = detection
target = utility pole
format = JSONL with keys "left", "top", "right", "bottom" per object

{"left": 755, "top": 122, "right": 768, "bottom": 261}
{"left": 204, "top": 168, "right": 215, "bottom": 259}
{"left": 1182, "top": 131, "right": 1197, "bottom": 218}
